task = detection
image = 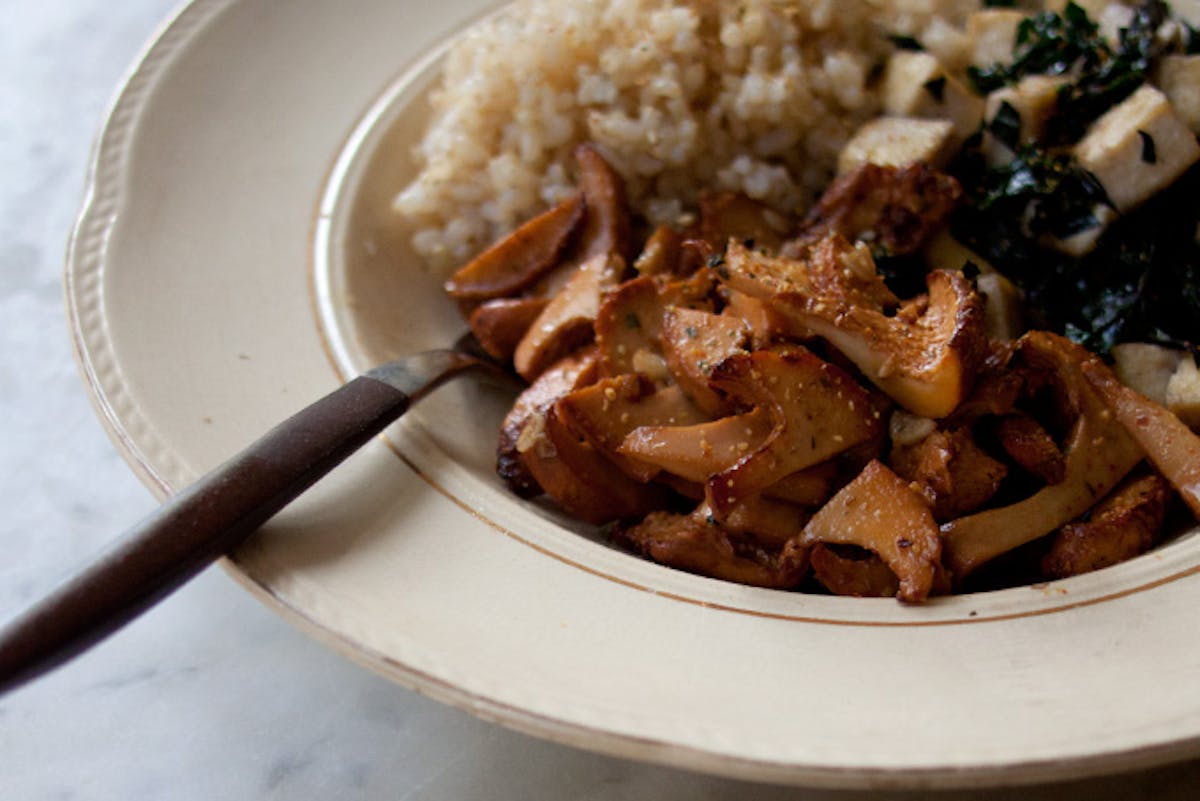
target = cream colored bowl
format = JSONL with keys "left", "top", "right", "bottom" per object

{"left": 68, "top": 0, "right": 1200, "bottom": 788}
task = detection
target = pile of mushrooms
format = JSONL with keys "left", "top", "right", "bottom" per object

{"left": 443, "top": 143, "right": 1200, "bottom": 603}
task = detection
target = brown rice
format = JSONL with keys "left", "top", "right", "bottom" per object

{"left": 394, "top": 0, "right": 981, "bottom": 269}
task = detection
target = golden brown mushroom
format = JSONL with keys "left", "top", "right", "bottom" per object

{"left": 467, "top": 296, "right": 550, "bottom": 362}
{"left": 593, "top": 271, "right": 718, "bottom": 380}
{"left": 556, "top": 374, "right": 708, "bottom": 482}
{"left": 1083, "top": 359, "right": 1200, "bottom": 518}
{"left": 762, "top": 461, "right": 839, "bottom": 508}
{"left": 518, "top": 402, "right": 666, "bottom": 525}
{"left": 614, "top": 509, "right": 809, "bottom": 589}
{"left": 691, "top": 495, "right": 810, "bottom": 550}
{"left": 724, "top": 238, "right": 987, "bottom": 418}
{"left": 993, "top": 413, "right": 1066, "bottom": 485}
{"left": 498, "top": 347, "right": 599, "bottom": 496}
{"left": 783, "top": 162, "right": 963, "bottom": 258}
{"left": 632, "top": 225, "right": 684, "bottom": 276}
{"left": 889, "top": 425, "right": 1008, "bottom": 521}
{"left": 800, "top": 459, "right": 943, "bottom": 603}
{"left": 693, "top": 190, "right": 792, "bottom": 254}
{"left": 513, "top": 252, "right": 624, "bottom": 381}
{"left": 809, "top": 544, "right": 900, "bottom": 598}
{"left": 941, "top": 333, "right": 1144, "bottom": 582}
{"left": 572, "top": 142, "right": 633, "bottom": 263}
{"left": 444, "top": 193, "right": 585, "bottom": 301}
{"left": 660, "top": 307, "right": 751, "bottom": 415}
{"left": 619, "top": 408, "right": 775, "bottom": 484}
{"left": 1041, "top": 473, "right": 1171, "bottom": 579}
{"left": 705, "top": 347, "right": 881, "bottom": 515}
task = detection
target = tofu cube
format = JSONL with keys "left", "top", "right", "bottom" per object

{"left": 1170, "top": 0, "right": 1200, "bottom": 28}
{"left": 1112, "top": 342, "right": 1185, "bottom": 404}
{"left": 923, "top": 228, "right": 996, "bottom": 274}
{"left": 977, "top": 272, "right": 1024, "bottom": 342}
{"left": 837, "top": 117, "right": 957, "bottom": 174}
{"left": 1167, "top": 355, "right": 1200, "bottom": 429}
{"left": 983, "top": 75, "right": 1068, "bottom": 164}
{"left": 967, "top": 9, "right": 1027, "bottom": 68}
{"left": 1156, "top": 55, "right": 1200, "bottom": 133}
{"left": 1073, "top": 85, "right": 1200, "bottom": 212}
{"left": 1097, "top": 3, "right": 1135, "bottom": 46}
{"left": 921, "top": 17, "right": 972, "bottom": 73}
{"left": 882, "top": 51, "right": 985, "bottom": 142}
{"left": 1045, "top": 204, "right": 1117, "bottom": 257}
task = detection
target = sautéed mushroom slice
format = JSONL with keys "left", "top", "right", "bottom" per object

{"left": 941, "top": 333, "right": 1144, "bottom": 583}
{"left": 556, "top": 375, "right": 709, "bottom": 482}
{"left": 782, "top": 162, "right": 963, "bottom": 258}
{"left": 499, "top": 346, "right": 600, "bottom": 496}
{"left": 725, "top": 237, "right": 988, "bottom": 418}
{"left": 614, "top": 509, "right": 808, "bottom": 590}
{"left": 809, "top": 544, "right": 900, "bottom": 599}
{"left": 518, "top": 401, "right": 666, "bottom": 525}
{"left": 444, "top": 193, "right": 585, "bottom": 301}
{"left": 1041, "top": 473, "right": 1171, "bottom": 580}
{"left": 800, "top": 460, "right": 944, "bottom": 603}
{"left": 468, "top": 296, "right": 550, "bottom": 362}
{"left": 705, "top": 346, "right": 881, "bottom": 515}
{"left": 889, "top": 425, "right": 1007, "bottom": 522}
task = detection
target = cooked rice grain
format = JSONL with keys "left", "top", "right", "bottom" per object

{"left": 395, "top": 0, "right": 979, "bottom": 269}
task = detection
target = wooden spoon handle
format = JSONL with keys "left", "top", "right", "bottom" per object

{"left": 0, "top": 373, "right": 413, "bottom": 694}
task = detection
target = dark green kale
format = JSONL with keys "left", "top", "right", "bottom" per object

{"left": 951, "top": 152, "right": 1200, "bottom": 354}
{"left": 987, "top": 101, "right": 1023, "bottom": 151}
{"left": 1187, "top": 21, "right": 1200, "bottom": 54}
{"left": 888, "top": 34, "right": 924, "bottom": 51}
{"left": 923, "top": 76, "right": 947, "bottom": 102}
{"left": 1139, "top": 130, "right": 1157, "bottom": 163}
{"left": 956, "top": 139, "right": 1111, "bottom": 241}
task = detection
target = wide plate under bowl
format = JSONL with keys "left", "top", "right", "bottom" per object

{"left": 68, "top": 0, "right": 1200, "bottom": 788}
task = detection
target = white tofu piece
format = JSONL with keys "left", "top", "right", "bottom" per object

{"left": 1112, "top": 342, "right": 1185, "bottom": 404}
{"left": 1097, "top": 3, "right": 1135, "bottom": 46}
{"left": 837, "top": 117, "right": 956, "bottom": 174}
{"left": 1156, "top": 55, "right": 1200, "bottom": 133}
{"left": 967, "top": 9, "right": 1027, "bottom": 68}
{"left": 1167, "top": 355, "right": 1200, "bottom": 429}
{"left": 976, "top": 272, "right": 1025, "bottom": 341}
{"left": 1045, "top": 204, "right": 1117, "bottom": 256}
{"left": 1171, "top": 0, "right": 1200, "bottom": 28}
{"left": 881, "top": 51, "right": 985, "bottom": 142}
{"left": 923, "top": 228, "right": 996, "bottom": 273}
{"left": 921, "top": 17, "right": 972, "bottom": 73}
{"left": 1073, "top": 85, "right": 1200, "bottom": 212}
{"left": 983, "top": 75, "right": 1068, "bottom": 164}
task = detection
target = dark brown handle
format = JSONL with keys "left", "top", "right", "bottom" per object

{"left": 0, "top": 375, "right": 410, "bottom": 694}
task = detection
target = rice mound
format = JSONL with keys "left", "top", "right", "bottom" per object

{"left": 395, "top": 0, "right": 980, "bottom": 270}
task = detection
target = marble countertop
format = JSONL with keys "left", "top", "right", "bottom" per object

{"left": 3, "top": 2, "right": 1200, "bottom": 799}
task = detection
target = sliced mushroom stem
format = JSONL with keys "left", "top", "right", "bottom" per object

{"left": 1082, "top": 360, "right": 1200, "bottom": 517}
{"left": 941, "top": 333, "right": 1143, "bottom": 581}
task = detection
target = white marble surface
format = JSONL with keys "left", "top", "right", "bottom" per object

{"left": 3, "top": 2, "right": 1200, "bottom": 799}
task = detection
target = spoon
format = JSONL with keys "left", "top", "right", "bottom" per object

{"left": 0, "top": 334, "right": 515, "bottom": 695}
